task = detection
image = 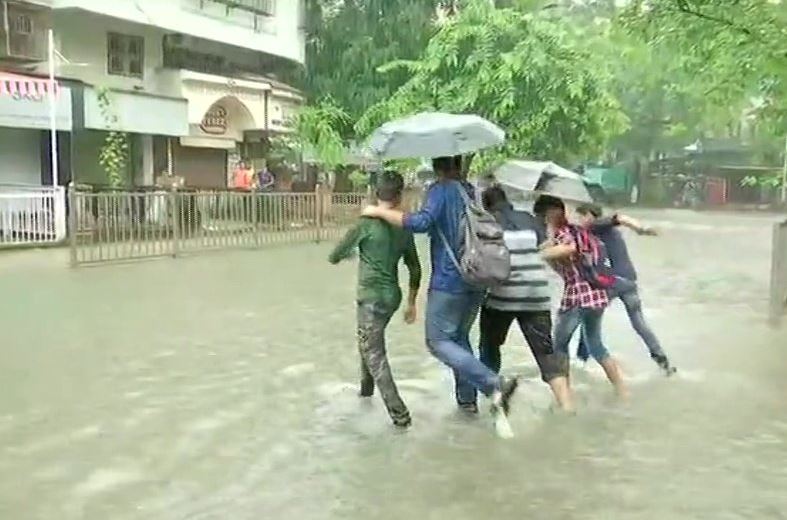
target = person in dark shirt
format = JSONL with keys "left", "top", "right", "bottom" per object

{"left": 329, "top": 172, "right": 422, "bottom": 428}
{"left": 575, "top": 203, "right": 676, "bottom": 375}
{"left": 362, "top": 156, "right": 519, "bottom": 439}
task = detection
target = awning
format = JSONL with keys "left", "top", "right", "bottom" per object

{"left": 0, "top": 73, "right": 71, "bottom": 131}
{"left": 0, "top": 72, "right": 60, "bottom": 99}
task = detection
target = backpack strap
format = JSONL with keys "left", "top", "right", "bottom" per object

{"left": 437, "top": 225, "right": 462, "bottom": 273}
{"left": 436, "top": 181, "right": 474, "bottom": 273}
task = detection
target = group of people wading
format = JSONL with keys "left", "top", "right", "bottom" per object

{"left": 330, "top": 155, "right": 675, "bottom": 438}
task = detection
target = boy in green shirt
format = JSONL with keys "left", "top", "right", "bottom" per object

{"left": 329, "top": 172, "right": 422, "bottom": 428}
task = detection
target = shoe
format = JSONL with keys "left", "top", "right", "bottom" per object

{"left": 653, "top": 355, "right": 677, "bottom": 377}
{"left": 393, "top": 414, "right": 412, "bottom": 429}
{"left": 498, "top": 376, "right": 520, "bottom": 415}
{"left": 458, "top": 402, "right": 479, "bottom": 415}
{"left": 490, "top": 377, "right": 519, "bottom": 439}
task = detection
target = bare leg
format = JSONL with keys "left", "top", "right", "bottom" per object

{"left": 600, "top": 357, "right": 629, "bottom": 400}
{"left": 582, "top": 308, "right": 629, "bottom": 398}
{"left": 547, "top": 376, "right": 575, "bottom": 412}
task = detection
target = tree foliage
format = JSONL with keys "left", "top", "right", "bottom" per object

{"left": 270, "top": 98, "right": 350, "bottom": 170}
{"left": 304, "top": 0, "right": 441, "bottom": 135}
{"left": 620, "top": 0, "right": 787, "bottom": 136}
{"left": 96, "top": 87, "right": 130, "bottom": 188}
{"left": 356, "top": 0, "right": 628, "bottom": 167}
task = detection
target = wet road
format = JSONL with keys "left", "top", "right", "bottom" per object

{"left": 1, "top": 209, "right": 786, "bottom": 519}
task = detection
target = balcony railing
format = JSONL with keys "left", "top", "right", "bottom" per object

{"left": 199, "top": 0, "right": 275, "bottom": 16}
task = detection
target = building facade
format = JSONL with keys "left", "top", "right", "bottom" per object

{"left": 0, "top": 0, "right": 305, "bottom": 189}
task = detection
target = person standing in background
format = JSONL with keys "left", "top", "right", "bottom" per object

{"left": 257, "top": 162, "right": 276, "bottom": 192}
{"left": 233, "top": 159, "right": 254, "bottom": 190}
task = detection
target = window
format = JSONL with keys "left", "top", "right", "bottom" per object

{"left": 11, "top": 13, "right": 34, "bottom": 35}
{"left": 107, "top": 32, "right": 144, "bottom": 78}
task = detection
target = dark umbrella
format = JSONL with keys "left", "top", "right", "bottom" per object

{"left": 493, "top": 160, "right": 593, "bottom": 203}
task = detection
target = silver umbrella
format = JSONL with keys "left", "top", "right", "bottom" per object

{"left": 493, "top": 160, "right": 593, "bottom": 203}
{"left": 365, "top": 112, "right": 505, "bottom": 160}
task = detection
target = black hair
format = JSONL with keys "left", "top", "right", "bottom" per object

{"left": 432, "top": 156, "right": 462, "bottom": 177}
{"left": 376, "top": 170, "right": 405, "bottom": 202}
{"left": 533, "top": 194, "right": 565, "bottom": 216}
{"left": 482, "top": 186, "right": 508, "bottom": 212}
{"left": 576, "top": 203, "right": 603, "bottom": 218}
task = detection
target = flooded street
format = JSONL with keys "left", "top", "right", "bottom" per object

{"left": 1, "top": 209, "right": 787, "bottom": 520}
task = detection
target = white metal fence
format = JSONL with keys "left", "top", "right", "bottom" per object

{"left": 0, "top": 185, "right": 67, "bottom": 247}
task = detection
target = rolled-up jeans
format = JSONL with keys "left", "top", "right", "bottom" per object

{"left": 554, "top": 306, "right": 610, "bottom": 363}
{"left": 577, "top": 277, "right": 666, "bottom": 362}
{"left": 425, "top": 290, "right": 500, "bottom": 405}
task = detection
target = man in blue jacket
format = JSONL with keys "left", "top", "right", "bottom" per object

{"left": 362, "top": 155, "right": 519, "bottom": 437}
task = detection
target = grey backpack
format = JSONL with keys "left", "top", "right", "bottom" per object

{"left": 437, "top": 182, "right": 511, "bottom": 288}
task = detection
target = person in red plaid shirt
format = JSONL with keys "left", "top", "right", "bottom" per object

{"left": 535, "top": 195, "right": 628, "bottom": 399}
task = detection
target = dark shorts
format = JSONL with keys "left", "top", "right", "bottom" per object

{"left": 479, "top": 307, "right": 569, "bottom": 383}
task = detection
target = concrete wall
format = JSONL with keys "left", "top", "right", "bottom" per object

{"left": 38, "top": 11, "right": 166, "bottom": 93}
{"left": 52, "top": 0, "right": 305, "bottom": 64}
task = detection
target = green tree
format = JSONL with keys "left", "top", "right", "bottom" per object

{"left": 356, "top": 0, "right": 628, "bottom": 168}
{"left": 268, "top": 98, "right": 350, "bottom": 171}
{"left": 304, "top": 0, "right": 441, "bottom": 135}
{"left": 620, "top": 0, "right": 787, "bottom": 135}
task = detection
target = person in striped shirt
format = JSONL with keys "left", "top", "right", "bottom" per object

{"left": 478, "top": 187, "right": 574, "bottom": 412}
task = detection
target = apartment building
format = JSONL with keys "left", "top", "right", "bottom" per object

{"left": 0, "top": 0, "right": 305, "bottom": 189}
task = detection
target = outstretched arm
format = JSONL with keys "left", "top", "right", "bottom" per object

{"left": 616, "top": 214, "right": 658, "bottom": 236}
{"left": 362, "top": 206, "right": 405, "bottom": 227}
{"left": 362, "top": 186, "right": 445, "bottom": 233}
{"left": 328, "top": 223, "right": 363, "bottom": 264}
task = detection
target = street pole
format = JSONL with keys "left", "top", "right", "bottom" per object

{"left": 781, "top": 134, "right": 787, "bottom": 205}
{"left": 48, "top": 29, "right": 59, "bottom": 187}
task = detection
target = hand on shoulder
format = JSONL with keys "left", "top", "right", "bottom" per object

{"left": 361, "top": 205, "right": 380, "bottom": 218}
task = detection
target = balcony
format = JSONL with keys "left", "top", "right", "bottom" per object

{"left": 200, "top": 0, "right": 275, "bottom": 16}
{"left": 189, "top": 0, "right": 276, "bottom": 33}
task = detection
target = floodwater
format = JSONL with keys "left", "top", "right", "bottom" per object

{"left": 1, "top": 209, "right": 786, "bottom": 520}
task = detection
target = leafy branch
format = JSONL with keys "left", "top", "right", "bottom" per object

{"left": 96, "top": 87, "right": 129, "bottom": 188}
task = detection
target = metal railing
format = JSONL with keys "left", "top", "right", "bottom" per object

{"left": 69, "top": 187, "right": 380, "bottom": 266}
{"left": 769, "top": 219, "right": 787, "bottom": 325}
{"left": 0, "top": 185, "right": 66, "bottom": 247}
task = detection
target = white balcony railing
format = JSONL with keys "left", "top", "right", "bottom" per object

{"left": 0, "top": 185, "right": 67, "bottom": 247}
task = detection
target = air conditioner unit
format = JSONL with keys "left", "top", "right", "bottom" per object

{"left": 0, "top": 1, "right": 50, "bottom": 62}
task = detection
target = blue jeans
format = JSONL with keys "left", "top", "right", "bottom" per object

{"left": 425, "top": 290, "right": 499, "bottom": 404}
{"left": 577, "top": 280, "right": 666, "bottom": 362}
{"left": 555, "top": 306, "right": 610, "bottom": 363}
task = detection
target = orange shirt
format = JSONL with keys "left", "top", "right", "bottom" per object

{"left": 234, "top": 168, "right": 253, "bottom": 189}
